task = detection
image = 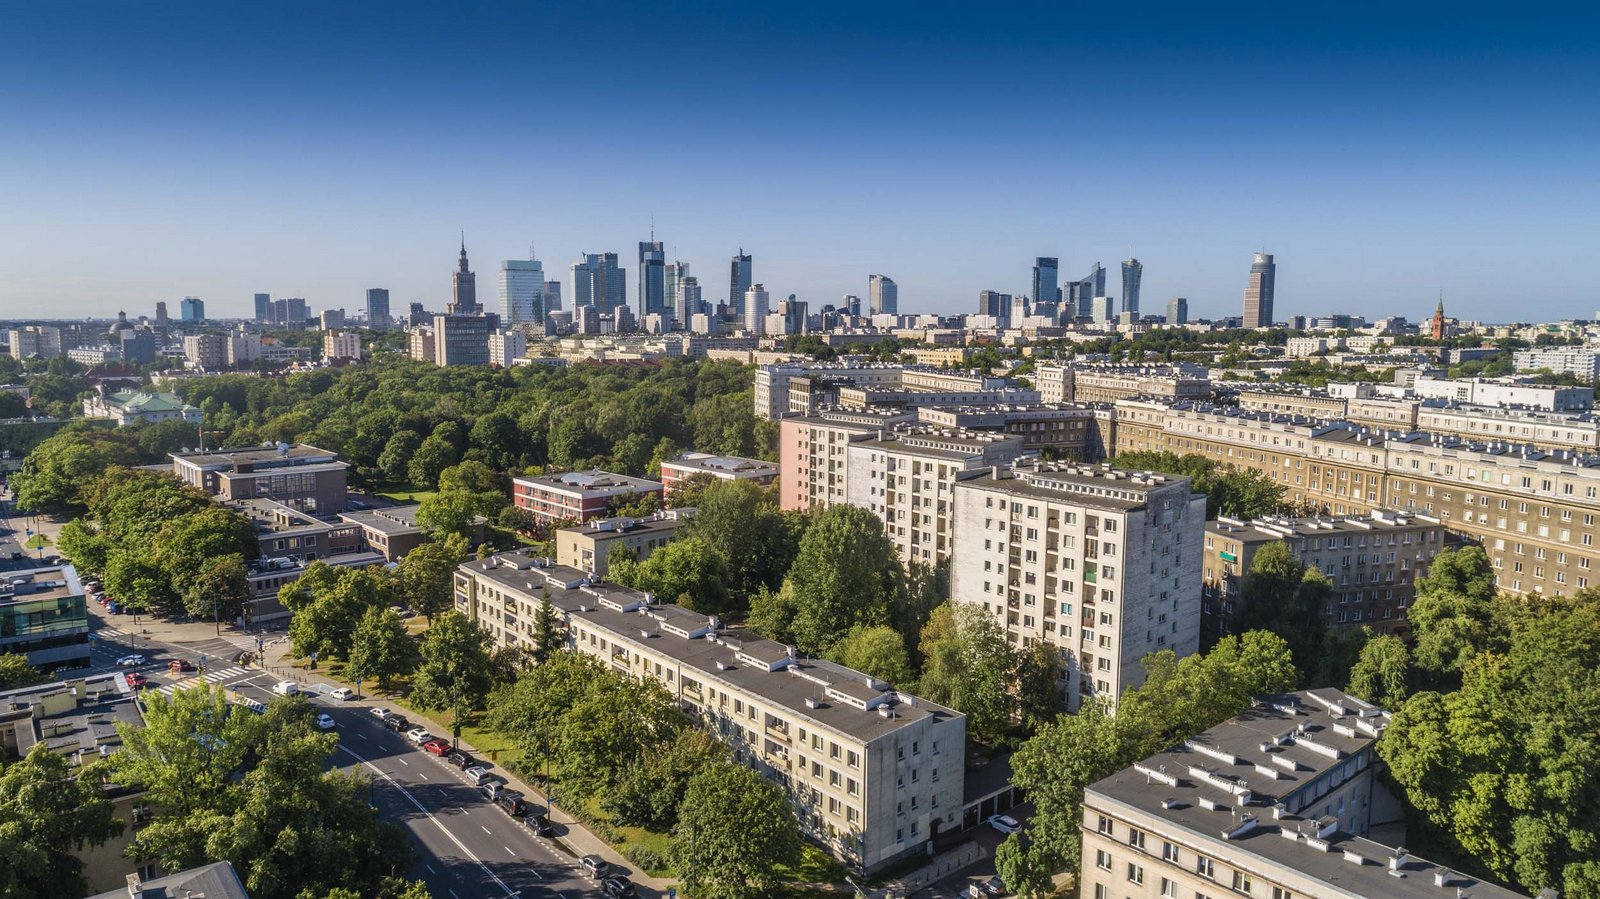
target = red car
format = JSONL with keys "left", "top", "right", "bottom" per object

{"left": 168, "top": 659, "right": 194, "bottom": 673}
{"left": 422, "top": 739, "right": 451, "bottom": 756}
{"left": 124, "top": 671, "right": 147, "bottom": 689}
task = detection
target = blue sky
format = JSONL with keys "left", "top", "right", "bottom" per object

{"left": 2, "top": 2, "right": 1598, "bottom": 323}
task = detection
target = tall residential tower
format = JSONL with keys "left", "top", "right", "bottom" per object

{"left": 1242, "top": 252, "right": 1275, "bottom": 329}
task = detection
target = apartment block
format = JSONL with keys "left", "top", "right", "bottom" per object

{"left": 1202, "top": 511, "right": 1447, "bottom": 644}
{"left": 170, "top": 443, "right": 348, "bottom": 513}
{"left": 182, "top": 333, "right": 227, "bottom": 370}
{"left": 755, "top": 362, "right": 1035, "bottom": 419}
{"left": 454, "top": 552, "right": 967, "bottom": 873}
{"left": 916, "top": 404, "right": 1103, "bottom": 459}
{"left": 554, "top": 510, "right": 695, "bottom": 576}
{"left": 1512, "top": 347, "right": 1600, "bottom": 380}
{"left": 846, "top": 428, "right": 1028, "bottom": 565}
{"left": 0, "top": 563, "right": 89, "bottom": 671}
{"left": 511, "top": 469, "right": 664, "bottom": 523}
{"left": 1409, "top": 376, "right": 1592, "bottom": 411}
{"left": 950, "top": 462, "right": 1207, "bottom": 712}
{"left": 1035, "top": 363, "right": 1211, "bottom": 405}
{"left": 1080, "top": 689, "right": 1534, "bottom": 899}
{"left": 658, "top": 452, "right": 779, "bottom": 497}
{"left": 778, "top": 410, "right": 915, "bottom": 513}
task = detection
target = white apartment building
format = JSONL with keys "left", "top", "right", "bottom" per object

{"left": 950, "top": 462, "right": 1206, "bottom": 712}
{"left": 1513, "top": 347, "right": 1600, "bottom": 381}
{"left": 1410, "top": 376, "right": 1592, "bottom": 411}
{"left": 488, "top": 329, "right": 528, "bottom": 367}
{"left": 454, "top": 552, "right": 967, "bottom": 874}
{"left": 322, "top": 330, "right": 361, "bottom": 361}
{"left": 778, "top": 410, "right": 917, "bottom": 513}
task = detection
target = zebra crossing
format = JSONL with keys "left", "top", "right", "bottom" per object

{"left": 154, "top": 666, "right": 249, "bottom": 696}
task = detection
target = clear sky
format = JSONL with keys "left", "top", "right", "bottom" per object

{"left": 2, "top": 1, "right": 1598, "bottom": 323}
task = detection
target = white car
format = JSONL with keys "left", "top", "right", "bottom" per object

{"left": 315, "top": 713, "right": 337, "bottom": 730}
{"left": 369, "top": 707, "right": 392, "bottom": 720}
{"left": 986, "top": 814, "right": 1021, "bottom": 834}
{"left": 328, "top": 687, "right": 355, "bottom": 701}
{"left": 272, "top": 680, "right": 299, "bottom": 696}
{"left": 463, "top": 765, "right": 492, "bottom": 785}
{"left": 405, "top": 728, "right": 432, "bottom": 744}
{"left": 115, "top": 654, "right": 146, "bottom": 667}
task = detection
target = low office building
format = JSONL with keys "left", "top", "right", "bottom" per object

{"left": 950, "top": 462, "right": 1207, "bottom": 712}
{"left": 1080, "top": 689, "right": 1534, "bottom": 899}
{"left": 1202, "top": 511, "right": 1447, "bottom": 644}
{"left": 169, "top": 443, "right": 348, "bottom": 513}
{"left": 81, "top": 389, "right": 202, "bottom": 426}
{"left": 338, "top": 503, "right": 438, "bottom": 561}
{"left": 658, "top": 451, "right": 779, "bottom": 497}
{"left": 554, "top": 509, "right": 695, "bottom": 576}
{"left": 0, "top": 563, "right": 89, "bottom": 671}
{"left": 511, "top": 469, "right": 664, "bottom": 523}
{"left": 90, "top": 864, "right": 252, "bottom": 899}
{"left": 454, "top": 551, "right": 967, "bottom": 874}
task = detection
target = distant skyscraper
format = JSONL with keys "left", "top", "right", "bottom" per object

{"left": 572, "top": 253, "right": 625, "bottom": 314}
{"left": 744, "top": 284, "right": 770, "bottom": 334}
{"left": 154, "top": 301, "right": 168, "bottom": 326}
{"left": 1242, "top": 252, "right": 1276, "bottom": 329}
{"left": 1167, "top": 297, "right": 1188, "bottom": 325}
{"left": 1090, "top": 296, "right": 1114, "bottom": 325}
{"left": 499, "top": 258, "right": 545, "bottom": 326}
{"left": 1065, "top": 263, "right": 1105, "bottom": 320}
{"left": 842, "top": 295, "right": 863, "bottom": 318}
{"left": 638, "top": 241, "right": 666, "bottom": 319}
{"left": 1032, "top": 257, "right": 1059, "bottom": 307}
{"left": 679, "top": 276, "right": 702, "bottom": 319}
{"left": 450, "top": 238, "right": 480, "bottom": 315}
{"left": 254, "top": 293, "right": 271, "bottom": 321}
{"left": 729, "top": 251, "right": 753, "bottom": 317}
{"left": 1121, "top": 258, "right": 1143, "bottom": 318}
{"left": 544, "top": 280, "right": 562, "bottom": 312}
{"left": 869, "top": 274, "right": 897, "bottom": 315}
{"left": 366, "top": 288, "right": 391, "bottom": 331}
{"left": 978, "top": 290, "right": 1012, "bottom": 325}
{"left": 665, "top": 261, "right": 689, "bottom": 324}
{"left": 180, "top": 297, "right": 204, "bottom": 323}
{"left": 1010, "top": 295, "right": 1030, "bottom": 325}
{"left": 409, "top": 302, "right": 429, "bottom": 326}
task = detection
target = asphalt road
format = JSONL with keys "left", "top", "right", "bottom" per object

{"left": 88, "top": 617, "right": 612, "bottom": 899}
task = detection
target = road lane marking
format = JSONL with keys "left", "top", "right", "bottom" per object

{"left": 425, "top": 864, "right": 435, "bottom": 874}
{"left": 481, "top": 825, "right": 491, "bottom": 834}
{"left": 338, "top": 745, "right": 518, "bottom": 898}
{"left": 504, "top": 845, "right": 513, "bottom": 856}
{"left": 399, "top": 758, "right": 409, "bottom": 765}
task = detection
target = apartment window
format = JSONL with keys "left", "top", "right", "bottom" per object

{"left": 1232, "top": 871, "right": 1253, "bottom": 894}
{"left": 1162, "top": 841, "right": 1180, "bottom": 863}
{"left": 1272, "top": 889, "right": 1294, "bottom": 899}
{"left": 1195, "top": 856, "right": 1215, "bottom": 878}
{"left": 1161, "top": 878, "right": 1180, "bottom": 898}
{"left": 1096, "top": 815, "right": 1114, "bottom": 836}
{"left": 1127, "top": 863, "right": 1144, "bottom": 885}
{"left": 1127, "top": 828, "right": 1146, "bottom": 850}
{"left": 1095, "top": 849, "right": 1113, "bottom": 871}
{"left": 1094, "top": 886, "right": 1108, "bottom": 899}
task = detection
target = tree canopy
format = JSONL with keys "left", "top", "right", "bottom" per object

{"left": 1112, "top": 450, "right": 1287, "bottom": 519}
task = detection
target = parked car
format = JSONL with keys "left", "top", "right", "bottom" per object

{"left": 315, "top": 714, "right": 337, "bottom": 730}
{"left": 580, "top": 855, "right": 609, "bottom": 879}
{"left": 124, "top": 672, "right": 147, "bottom": 689}
{"left": 422, "top": 739, "right": 451, "bottom": 756}
{"left": 404, "top": 727, "right": 432, "bottom": 745}
{"left": 522, "top": 812, "right": 554, "bottom": 837}
{"left": 106, "top": 602, "right": 120, "bottom": 614}
{"left": 463, "top": 766, "right": 493, "bottom": 785}
{"left": 971, "top": 875, "right": 1007, "bottom": 897}
{"left": 383, "top": 715, "right": 411, "bottom": 732}
{"left": 479, "top": 781, "right": 504, "bottom": 801}
{"left": 985, "top": 814, "right": 1021, "bottom": 834}
{"left": 495, "top": 790, "right": 527, "bottom": 816}
{"left": 115, "top": 654, "right": 145, "bottom": 667}
{"left": 272, "top": 680, "right": 299, "bottom": 696}
{"left": 369, "top": 707, "right": 392, "bottom": 720}
{"left": 328, "top": 687, "right": 354, "bottom": 701}
{"left": 600, "top": 876, "right": 637, "bottom": 898}
{"left": 167, "top": 659, "right": 194, "bottom": 673}
{"left": 443, "top": 749, "right": 475, "bottom": 769}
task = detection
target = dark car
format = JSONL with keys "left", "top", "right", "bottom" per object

{"left": 383, "top": 715, "right": 410, "bottom": 732}
{"left": 443, "top": 749, "right": 475, "bottom": 769}
{"left": 522, "top": 812, "right": 554, "bottom": 837}
{"left": 600, "top": 876, "right": 636, "bottom": 897}
{"left": 494, "top": 789, "right": 527, "bottom": 815}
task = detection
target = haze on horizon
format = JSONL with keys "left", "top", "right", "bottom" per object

{"left": 2, "top": 1, "right": 1597, "bottom": 324}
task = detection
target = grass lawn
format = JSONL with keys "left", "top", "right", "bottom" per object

{"left": 578, "top": 794, "right": 676, "bottom": 878}
{"left": 24, "top": 533, "right": 50, "bottom": 550}
{"left": 376, "top": 487, "right": 438, "bottom": 504}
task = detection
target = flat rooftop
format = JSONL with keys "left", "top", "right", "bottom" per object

{"left": 663, "top": 452, "right": 779, "bottom": 476}
{"left": 1208, "top": 511, "right": 1443, "bottom": 542}
{"left": 87, "top": 862, "right": 251, "bottom": 899}
{"left": 514, "top": 469, "right": 664, "bottom": 496}
{"left": 0, "top": 563, "right": 84, "bottom": 604}
{"left": 0, "top": 674, "right": 141, "bottom": 761}
{"left": 339, "top": 503, "right": 426, "bottom": 536}
{"left": 171, "top": 443, "right": 337, "bottom": 468}
{"left": 560, "top": 511, "right": 695, "bottom": 539}
{"left": 961, "top": 462, "right": 1192, "bottom": 511}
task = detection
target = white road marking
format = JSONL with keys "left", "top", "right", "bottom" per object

{"left": 449, "top": 891, "right": 459, "bottom": 899}
{"left": 504, "top": 845, "right": 513, "bottom": 856}
{"left": 339, "top": 745, "right": 518, "bottom": 898}
{"left": 399, "top": 758, "right": 409, "bottom": 765}
{"left": 481, "top": 825, "right": 491, "bottom": 834}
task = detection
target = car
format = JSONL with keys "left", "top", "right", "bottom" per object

{"left": 479, "top": 781, "right": 504, "bottom": 801}
{"left": 422, "top": 739, "right": 451, "bottom": 756}
{"left": 463, "top": 765, "right": 492, "bottom": 785}
{"left": 124, "top": 671, "right": 147, "bottom": 689}
{"left": 495, "top": 790, "right": 527, "bottom": 816}
{"left": 115, "top": 654, "right": 146, "bottom": 667}
{"left": 106, "top": 602, "right": 120, "bottom": 614}
{"left": 315, "top": 713, "right": 337, "bottom": 730}
{"left": 404, "top": 727, "right": 432, "bottom": 744}
{"left": 369, "top": 707, "right": 392, "bottom": 720}
{"left": 271, "top": 680, "right": 299, "bottom": 696}
{"left": 443, "top": 748, "right": 474, "bottom": 769}
{"left": 970, "top": 875, "right": 1007, "bottom": 897}
{"left": 328, "top": 687, "right": 354, "bottom": 701}
{"left": 387, "top": 605, "right": 414, "bottom": 618}
{"left": 986, "top": 814, "right": 1021, "bottom": 834}
{"left": 522, "top": 812, "right": 554, "bottom": 837}
{"left": 600, "top": 876, "right": 637, "bottom": 898}
{"left": 383, "top": 715, "right": 410, "bottom": 732}
{"left": 167, "top": 659, "right": 194, "bottom": 673}
{"left": 580, "top": 855, "right": 609, "bottom": 879}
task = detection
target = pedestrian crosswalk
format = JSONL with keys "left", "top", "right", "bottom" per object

{"left": 154, "top": 666, "right": 248, "bottom": 696}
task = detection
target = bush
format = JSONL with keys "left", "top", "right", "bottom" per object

{"left": 622, "top": 845, "right": 670, "bottom": 876}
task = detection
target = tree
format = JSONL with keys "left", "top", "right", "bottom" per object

{"left": 827, "top": 624, "right": 912, "bottom": 686}
{"left": 347, "top": 606, "right": 415, "bottom": 689}
{"left": 11, "top": 433, "right": 114, "bottom": 512}
{"left": 112, "top": 684, "right": 267, "bottom": 816}
{"left": 0, "top": 745, "right": 123, "bottom": 899}
{"left": 282, "top": 564, "right": 394, "bottom": 662}
{"left": 181, "top": 553, "right": 252, "bottom": 626}
{"left": 1346, "top": 634, "right": 1410, "bottom": 709}
{"left": 1407, "top": 546, "right": 1502, "bottom": 683}
{"left": 782, "top": 504, "right": 903, "bottom": 653}
{"left": 690, "top": 479, "right": 804, "bottom": 602}
{"left": 915, "top": 603, "right": 1019, "bottom": 742}
{"left": 415, "top": 489, "right": 499, "bottom": 541}
{"left": 615, "top": 536, "right": 733, "bottom": 613}
{"left": 437, "top": 460, "right": 504, "bottom": 495}
{"left": 0, "top": 653, "right": 49, "bottom": 690}
{"left": 1235, "top": 543, "right": 1330, "bottom": 682}
{"left": 409, "top": 612, "right": 495, "bottom": 743}
{"left": 377, "top": 430, "right": 422, "bottom": 483}
{"left": 556, "top": 673, "right": 687, "bottom": 792}
{"left": 407, "top": 431, "right": 460, "bottom": 490}
{"left": 56, "top": 519, "right": 111, "bottom": 575}
{"left": 468, "top": 412, "right": 522, "bottom": 471}
{"left": 397, "top": 533, "right": 469, "bottom": 622}
{"left": 486, "top": 652, "right": 602, "bottom": 777}
{"left": 529, "top": 589, "right": 563, "bottom": 664}
{"left": 603, "top": 728, "right": 730, "bottom": 831}
{"left": 104, "top": 547, "right": 177, "bottom": 613}
{"left": 664, "top": 471, "right": 718, "bottom": 509}
{"left": 1016, "top": 642, "right": 1065, "bottom": 729}
{"left": 671, "top": 761, "right": 803, "bottom": 899}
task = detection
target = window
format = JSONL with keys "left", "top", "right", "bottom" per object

{"left": 1094, "top": 886, "right": 1108, "bottom": 899}
{"left": 1161, "top": 878, "right": 1179, "bottom": 898}
{"left": 1272, "top": 889, "right": 1294, "bottom": 899}
{"left": 1232, "top": 871, "right": 1253, "bottom": 894}
{"left": 1162, "top": 841, "right": 1180, "bottom": 862}
{"left": 1195, "top": 856, "right": 1215, "bottom": 878}
{"left": 1096, "top": 815, "right": 1114, "bottom": 836}
{"left": 1127, "top": 827, "right": 1146, "bottom": 850}
{"left": 1095, "top": 849, "right": 1112, "bottom": 871}
{"left": 1127, "top": 863, "right": 1144, "bottom": 885}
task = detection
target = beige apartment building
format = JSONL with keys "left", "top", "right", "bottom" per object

{"left": 1080, "top": 689, "right": 1533, "bottom": 899}
{"left": 553, "top": 510, "right": 694, "bottom": 576}
{"left": 949, "top": 462, "right": 1207, "bottom": 712}
{"left": 1036, "top": 363, "right": 1211, "bottom": 405}
{"left": 453, "top": 552, "right": 967, "bottom": 874}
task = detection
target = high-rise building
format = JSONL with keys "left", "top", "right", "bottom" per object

{"left": 1166, "top": 296, "right": 1188, "bottom": 325}
{"left": 179, "top": 296, "right": 205, "bottom": 323}
{"left": 1010, "top": 295, "right": 1030, "bottom": 324}
{"left": 743, "top": 284, "right": 770, "bottom": 335}
{"left": 728, "top": 250, "right": 753, "bottom": 317}
{"left": 432, "top": 314, "right": 491, "bottom": 366}
{"left": 1121, "top": 257, "right": 1142, "bottom": 319}
{"left": 267, "top": 297, "right": 308, "bottom": 329}
{"left": 323, "top": 330, "right": 362, "bottom": 361}
{"left": 665, "top": 261, "right": 690, "bottom": 324}
{"left": 366, "top": 288, "right": 391, "bottom": 331}
{"left": 154, "top": 301, "right": 169, "bottom": 326}
{"left": 1090, "top": 296, "right": 1114, "bottom": 325}
{"left": 544, "top": 280, "right": 562, "bottom": 312}
{"left": 638, "top": 241, "right": 666, "bottom": 320}
{"left": 1032, "top": 257, "right": 1059, "bottom": 307}
{"left": 254, "top": 293, "right": 271, "bottom": 322}
{"left": 1065, "top": 263, "right": 1105, "bottom": 320}
{"left": 499, "top": 258, "right": 545, "bottom": 326}
{"left": 841, "top": 294, "right": 862, "bottom": 318}
{"left": 978, "top": 290, "right": 1012, "bottom": 326}
{"left": 320, "top": 308, "right": 346, "bottom": 330}
{"left": 572, "top": 253, "right": 625, "bottom": 314}
{"left": 869, "top": 274, "right": 897, "bottom": 315}
{"left": 408, "top": 302, "right": 429, "bottom": 327}
{"left": 1242, "top": 252, "right": 1276, "bottom": 329}
{"left": 449, "top": 239, "right": 480, "bottom": 315}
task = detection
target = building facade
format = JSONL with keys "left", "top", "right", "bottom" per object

{"left": 450, "top": 240, "right": 480, "bottom": 314}
{"left": 511, "top": 469, "right": 664, "bottom": 523}
{"left": 554, "top": 511, "right": 694, "bottom": 576}
{"left": 869, "top": 274, "right": 898, "bottom": 316}
{"left": 659, "top": 452, "right": 780, "bottom": 497}
{"left": 432, "top": 314, "right": 491, "bottom": 366}
{"left": 498, "top": 259, "right": 545, "bottom": 326}
{"left": 1241, "top": 252, "right": 1276, "bottom": 329}
{"left": 170, "top": 444, "right": 348, "bottom": 513}
{"left": 366, "top": 287, "right": 391, "bottom": 330}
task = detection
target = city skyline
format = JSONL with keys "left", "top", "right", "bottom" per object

{"left": 2, "top": 3, "right": 1597, "bottom": 321}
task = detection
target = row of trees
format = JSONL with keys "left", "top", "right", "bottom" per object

{"left": 485, "top": 652, "right": 803, "bottom": 899}
{"left": 1110, "top": 450, "right": 1289, "bottom": 519}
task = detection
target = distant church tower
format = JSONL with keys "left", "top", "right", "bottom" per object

{"left": 1431, "top": 295, "right": 1446, "bottom": 340}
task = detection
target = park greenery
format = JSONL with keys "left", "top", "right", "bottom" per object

{"left": 0, "top": 743, "right": 123, "bottom": 899}
{"left": 1110, "top": 450, "right": 1289, "bottom": 519}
